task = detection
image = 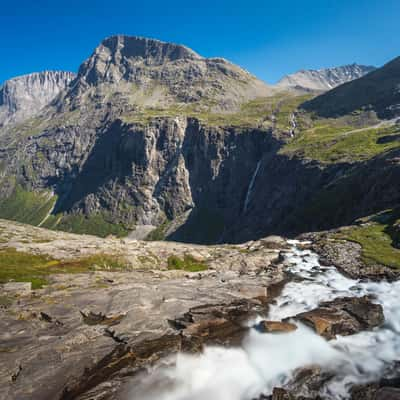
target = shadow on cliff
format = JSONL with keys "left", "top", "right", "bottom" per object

{"left": 170, "top": 143, "right": 400, "bottom": 244}
{"left": 52, "top": 119, "right": 145, "bottom": 214}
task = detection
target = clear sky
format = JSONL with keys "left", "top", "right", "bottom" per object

{"left": 1, "top": 0, "right": 399, "bottom": 84}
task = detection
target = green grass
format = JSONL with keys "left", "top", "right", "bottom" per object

{"left": 337, "top": 211, "right": 400, "bottom": 269}
{"left": 0, "top": 185, "right": 56, "bottom": 226}
{"left": 281, "top": 118, "right": 400, "bottom": 163}
{"left": 167, "top": 254, "right": 208, "bottom": 272}
{"left": 145, "top": 220, "right": 171, "bottom": 241}
{"left": 0, "top": 248, "right": 130, "bottom": 289}
{"left": 122, "top": 93, "right": 314, "bottom": 129}
{"left": 43, "top": 213, "right": 129, "bottom": 238}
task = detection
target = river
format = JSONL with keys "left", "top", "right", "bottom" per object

{"left": 127, "top": 241, "right": 400, "bottom": 399}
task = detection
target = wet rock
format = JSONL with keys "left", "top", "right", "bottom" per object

{"left": 255, "top": 320, "right": 297, "bottom": 333}
{"left": 295, "top": 296, "right": 384, "bottom": 340}
{"left": 350, "top": 375, "right": 400, "bottom": 399}
{"left": 169, "top": 298, "right": 270, "bottom": 346}
{"left": 260, "top": 236, "right": 289, "bottom": 250}
{"left": 375, "top": 387, "right": 400, "bottom": 400}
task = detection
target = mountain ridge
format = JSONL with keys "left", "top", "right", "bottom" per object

{"left": 301, "top": 56, "right": 400, "bottom": 118}
{"left": 0, "top": 36, "right": 399, "bottom": 243}
{"left": 0, "top": 70, "right": 76, "bottom": 127}
{"left": 277, "top": 63, "right": 376, "bottom": 91}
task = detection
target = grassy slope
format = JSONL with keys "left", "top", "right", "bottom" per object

{"left": 0, "top": 185, "right": 56, "bottom": 226}
{"left": 43, "top": 213, "right": 129, "bottom": 238}
{"left": 0, "top": 248, "right": 129, "bottom": 289}
{"left": 122, "top": 93, "right": 313, "bottom": 129}
{"left": 0, "top": 185, "right": 129, "bottom": 238}
{"left": 337, "top": 210, "right": 400, "bottom": 269}
{"left": 167, "top": 254, "right": 208, "bottom": 272}
{"left": 282, "top": 119, "right": 400, "bottom": 163}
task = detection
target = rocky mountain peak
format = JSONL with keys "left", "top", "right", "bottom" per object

{"left": 77, "top": 35, "right": 202, "bottom": 85}
{"left": 277, "top": 63, "right": 376, "bottom": 91}
{"left": 0, "top": 70, "right": 76, "bottom": 127}
{"left": 71, "top": 35, "right": 271, "bottom": 111}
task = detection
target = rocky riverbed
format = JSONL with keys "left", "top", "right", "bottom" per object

{"left": 1, "top": 221, "right": 400, "bottom": 400}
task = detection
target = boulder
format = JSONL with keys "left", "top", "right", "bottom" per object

{"left": 255, "top": 320, "right": 297, "bottom": 333}
{"left": 375, "top": 387, "right": 400, "bottom": 400}
{"left": 295, "top": 296, "right": 384, "bottom": 340}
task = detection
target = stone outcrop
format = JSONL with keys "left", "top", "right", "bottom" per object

{"left": 307, "top": 232, "right": 400, "bottom": 281}
{"left": 277, "top": 64, "right": 375, "bottom": 91}
{"left": 295, "top": 296, "right": 384, "bottom": 340}
{"left": 0, "top": 218, "right": 287, "bottom": 400}
{"left": 0, "top": 71, "right": 75, "bottom": 127}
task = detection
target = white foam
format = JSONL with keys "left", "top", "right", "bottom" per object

{"left": 128, "top": 244, "right": 400, "bottom": 400}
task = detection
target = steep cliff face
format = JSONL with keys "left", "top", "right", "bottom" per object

{"left": 277, "top": 64, "right": 375, "bottom": 91}
{"left": 0, "top": 71, "right": 76, "bottom": 127}
{"left": 0, "top": 36, "right": 399, "bottom": 243}
{"left": 0, "top": 111, "right": 279, "bottom": 242}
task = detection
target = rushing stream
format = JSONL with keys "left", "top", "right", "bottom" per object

{"left": 128, "top": 241, "right": 400, "bottom": 400}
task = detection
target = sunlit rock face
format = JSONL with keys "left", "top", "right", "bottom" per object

{"left": 277, "top": 64, "right": 375, "bottom": 91}
{"left": 0, "top": 71, "right": 75, "bottom": 127}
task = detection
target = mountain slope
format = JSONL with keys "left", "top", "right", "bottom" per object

{"left": 277, "top": 64, "right": 375, "bottom": 91}
{"left": 0, "top": 36, "right": 399, "bottom": 243}
{"left": 301, "top": 56, "right": 400, "bottom": 118}
{"left": 0, "top": 71, "right": 75, "bottom": 127}
{"left": 67, "top": 35, "right": 272, "bottom": 113}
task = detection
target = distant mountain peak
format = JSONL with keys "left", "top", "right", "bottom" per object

{"left": 277, "top": 64, "right": 376, "bottom": 91}
{"left": 0, "top": 71, "right": 76, "bottom": 127}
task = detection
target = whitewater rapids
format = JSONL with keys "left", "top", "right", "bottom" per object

{"left": 128, "top": 241, "right": 400, "bottom": 400}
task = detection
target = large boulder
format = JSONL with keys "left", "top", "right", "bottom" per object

{"left": 295, "top": 296, "right": 384, "bottom": 340}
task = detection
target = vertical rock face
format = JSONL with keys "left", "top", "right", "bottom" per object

{"left": 0, "top": 71, "right": 76, "bottom": 126}
{"left": 277, "top": 64, "right": 376, "bottom": 91}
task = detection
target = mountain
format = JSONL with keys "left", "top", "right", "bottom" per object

{"left": 301, "top": 57, "right": 400, "bottom": 118}
{"left": 67, "top": 35, "right": 271, "bottom": 112}
{"left": 0, "top": 71, "right": 75, "bottom": 127}
{"left": 0, "top": 36, "right": 399, "bottom": 244}
{"left": 277, "top": 64, "right": 375, "bottom": 91}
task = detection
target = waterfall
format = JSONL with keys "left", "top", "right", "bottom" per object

{"left": 243, "top": 160, "right": 261, "bottom": 213}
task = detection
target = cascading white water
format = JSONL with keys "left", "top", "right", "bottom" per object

{"left": 128, "top": 241, "right": 400, "bottom": 400}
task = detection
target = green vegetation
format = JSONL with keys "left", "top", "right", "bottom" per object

{"left": 167, "top": 254, "right": 208, "bottom": 272}
{"left": 282, "top": 121, "right": 400, "bottom": 163}
{"left": 0, "top": 247, "right": 130, "bottom": 289}
{"left": 122, "top": 93, "right": 314, "bottom": 129}
{"left": 337, "top": 210, "right": 400, "bottom": 269}
{"left": 145, "top": 220, "right": 171, "bottom": 241}
{"left": 43, "top": 213, "right": 129, "bottom": 238}
{"left": 0, "top": 185, "right": 56, "bottom": 226}
{"left": 0, "top": 184, "right": 129, "bottom": 238}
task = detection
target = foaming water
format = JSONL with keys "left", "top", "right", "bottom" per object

{"left": 128, "top": 242, "right": 400, "bottom": 400}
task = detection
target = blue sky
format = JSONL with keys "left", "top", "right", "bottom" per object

{"left": 1, "top": 0, "right": 399, "bottom": 84}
